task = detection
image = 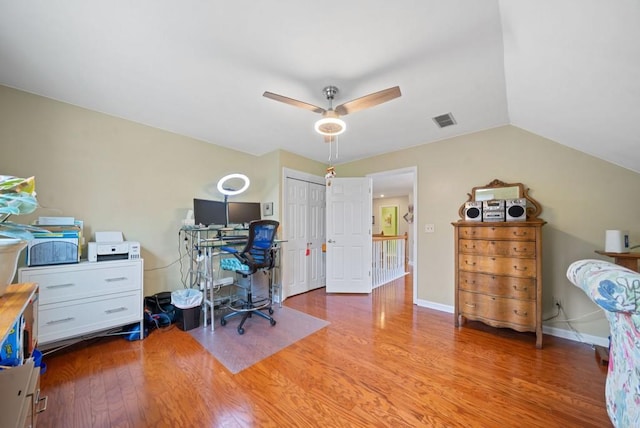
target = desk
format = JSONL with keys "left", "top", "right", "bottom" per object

{"left": 181, "top": 227, "right": 245, "bottom": 331}
{"left": 180, "top": 227, "right": 285, "bottom": 331}
{"left": 595, "top": 251, "right": 640, "bottom": 272}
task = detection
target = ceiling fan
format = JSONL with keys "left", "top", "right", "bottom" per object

{"left": 263, "top": 85, "right": 401, "bottom": 140}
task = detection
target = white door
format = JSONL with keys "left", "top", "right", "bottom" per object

{"left": 308, "top": 182, "right": 326, "bottom": 290}
{"left": 282, "top": 173, "right": 327, "bottom": 298}
{"left": 326, "top": 177, "right": 372, "bottom": 293}
{"left": 284, "top": 178, "right": 309, "bottom": 297}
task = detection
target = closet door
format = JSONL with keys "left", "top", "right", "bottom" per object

{"left": 283, "top": 175, "right": 327, "bottom": 299}
{"left": 284, "top": 178, "right": 309, "bottom": 297}
{"left": 307, "top": 182, "right": 326, "bottom": 290}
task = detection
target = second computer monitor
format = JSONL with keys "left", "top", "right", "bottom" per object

{"left": 227, "top": 201, "right": 261, "bottom": 226}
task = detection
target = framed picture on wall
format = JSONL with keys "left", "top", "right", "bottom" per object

{"left": 380, "top": 205, "right": 398, "bottom": 235}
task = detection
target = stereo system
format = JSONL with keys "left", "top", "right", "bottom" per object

{"left": 483, "top": 199, "right": 505, "bottom": 222}
{"left": 464, "top": 198, "right": 527, "bottom": 222}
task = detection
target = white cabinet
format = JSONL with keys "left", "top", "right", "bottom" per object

{"left": 0, "top": 283, "right": 46, "bottom": 427}
{"left": 19, "top": 260, "right": 143, "bottom": 346}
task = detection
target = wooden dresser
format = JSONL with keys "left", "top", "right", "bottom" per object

{"left": 453, "top": 179, "right": 545, "bottom": 348}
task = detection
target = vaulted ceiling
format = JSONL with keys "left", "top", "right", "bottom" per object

{"left": 1, "top": 1, "right": 638, "bottom": 172}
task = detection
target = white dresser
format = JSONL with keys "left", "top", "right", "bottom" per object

{"left": 19, "top": 259, "right": 143, "bottom": 346}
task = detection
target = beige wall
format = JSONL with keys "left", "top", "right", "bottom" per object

{"left": 0, "top": 85, "right": 324, "bottom": 295}
{"left": 339, "top": 125, "right": 640, "bottom": 340}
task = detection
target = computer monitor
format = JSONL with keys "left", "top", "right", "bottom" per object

{"left": 227, "top": 201, "right": 261, "bottom": 226}
{"left": 193, "top": 198, "right": 227, "bottom": 227}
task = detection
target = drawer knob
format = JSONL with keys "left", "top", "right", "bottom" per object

{"left": 513, "top": 285, "right": 528, "bottom": 292}
{"left": 465, "top": 261, "right": 476, "bottom": 266}
{"left": 512, "top": 231, "right": 528, "bottom": 237}
{"left": 513, "top": 309, "right": 528, "bottom": 317}
{"left": 465, "top": 303, "right": 476, "bottom": 308}
{"left": 105, "top": 306, "right": 127, "bottom": 314}
{"left": 513, "top": 266, "right": 528, "bottom": 272}
{"left": 105, "top": 276, "right": 127, "bottom": 282}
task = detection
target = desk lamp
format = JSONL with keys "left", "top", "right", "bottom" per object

{"left": 217, "top": 173, "right": 250, "bottom": 202}
{"left": 217, "top": 173, "right": 250, "bottom": 228}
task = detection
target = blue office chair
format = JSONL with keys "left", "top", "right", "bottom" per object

{"left": 219, "top": 220, "right": 279, "bottom": 334}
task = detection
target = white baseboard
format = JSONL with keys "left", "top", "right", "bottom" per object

{"left": 415, "top": 299, "right": 609, "bottom": 348}
{"left": 415, "top": 298, "right": 453, "bottom": 313}
{"left": 541, "top": 325, "right": 609, "bottom": 347}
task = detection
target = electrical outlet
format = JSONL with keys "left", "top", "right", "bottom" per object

{"left": 425, "top": 224, "right": 435, "bottom": 233}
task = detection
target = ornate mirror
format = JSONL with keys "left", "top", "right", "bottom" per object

{"left": 458, "top": 179, "right": 542, "bottom": 220}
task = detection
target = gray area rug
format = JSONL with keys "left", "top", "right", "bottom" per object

{"left": 188, "top": 306, "right": 329, "bottom": 374}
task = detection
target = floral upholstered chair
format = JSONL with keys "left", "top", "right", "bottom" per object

{"left": 567, "top": 259, "right": 640, "bottom": 428}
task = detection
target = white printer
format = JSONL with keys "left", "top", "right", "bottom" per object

{"left": 88, "top": 231, "right": 141, "bottom": 262}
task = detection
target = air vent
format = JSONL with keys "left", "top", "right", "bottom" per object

{"left": 432, "top": 113, "right": 457, "bottom": 128}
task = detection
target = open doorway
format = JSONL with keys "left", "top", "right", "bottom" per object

{"left": 368, "top": 167, "right": 418, "bottom": 303}
{"left": 281, "top": 166, "right": 417, "bottom": 302}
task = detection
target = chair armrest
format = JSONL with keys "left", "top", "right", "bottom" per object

{"left": 567, "top": 259, "right": 639, "bottom": 314}
{"left": 220, "top": 246, "right": 238, "bottom": 254}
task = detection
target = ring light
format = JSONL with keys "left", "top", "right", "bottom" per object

{"left": 217, "top": 173, "right": 250, "bottom": 196}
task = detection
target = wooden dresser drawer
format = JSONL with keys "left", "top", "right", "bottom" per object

{"left": 459, "top": 290, "right": 535, "bottom": 328}
{"left": 458, "top": 271, "right": 536, "bottom": 300}
{"left": 20, "top": 261, "right": 142, "bottom": 305}
{"left": 459, "top": 254, "right": 536, "bottom": 278}
{"left": 457, "top": 226, "right": 536, "bottom": 241}
{"left": 459, "top": 239, "right": 536, "bottom": 257}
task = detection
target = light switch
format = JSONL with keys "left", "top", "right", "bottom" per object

{"left": 425, "top": 224, "right": 435, "bottom": 233}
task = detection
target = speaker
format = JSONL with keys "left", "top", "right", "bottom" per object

{"left": 506, "top": 198, "right": 527, "bottom": 221}
{"left": 464, "top": 201, "right": 482, "bottom": 221}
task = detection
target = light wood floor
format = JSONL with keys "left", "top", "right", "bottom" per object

{"left": 37, "top": 274, "right": 610, "bottom": 427}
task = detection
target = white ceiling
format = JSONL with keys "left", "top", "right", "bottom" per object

{"left": 1, "top": 1, "right": 639, "bottom": 180}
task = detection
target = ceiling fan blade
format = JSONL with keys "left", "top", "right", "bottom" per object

{"left": 263, "top": 91, "right": 325, "bottom": 114}
{"left": 334, "top": 86, "right": 401, "bottom": 116}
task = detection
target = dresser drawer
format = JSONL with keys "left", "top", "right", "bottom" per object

{"left": 459, "top": 290, "right": 535, "bottom": 327}
{"left": 20, "top": 262, "right": 142, "bottom": 305}
{"left": 457, "top": 226, "right": 536, "bottom": 241}
{"left": 459, "top": 239, "right": 536, "bottom": 257}
{"left": 38, "top": 291, "right": 142, "bottom": 345}
{"left": 459, "top": 254, "right": 536, "bottom": 278}
{"left": 458, "top": 271, "right": 535, "bottom": 299}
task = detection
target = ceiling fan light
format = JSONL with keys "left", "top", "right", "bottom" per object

{"left": 314, "top": 117, "right": 346, "bottom": 136}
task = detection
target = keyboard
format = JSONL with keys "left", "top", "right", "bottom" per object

{"left": 223, "top": 236, "right": 247, "bottom": 242}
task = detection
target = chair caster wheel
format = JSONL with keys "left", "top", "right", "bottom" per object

{"left": 270, "top": 319, "right": 276, "bottom": 326}
{"left": 220, "top": 318, "right": 227, "bottom": 326}
{"left": 268, "top": 308, "right": 274, "bottom": 314}
{"left": 238, "top": 327, "right": 245, "bottom": 335}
